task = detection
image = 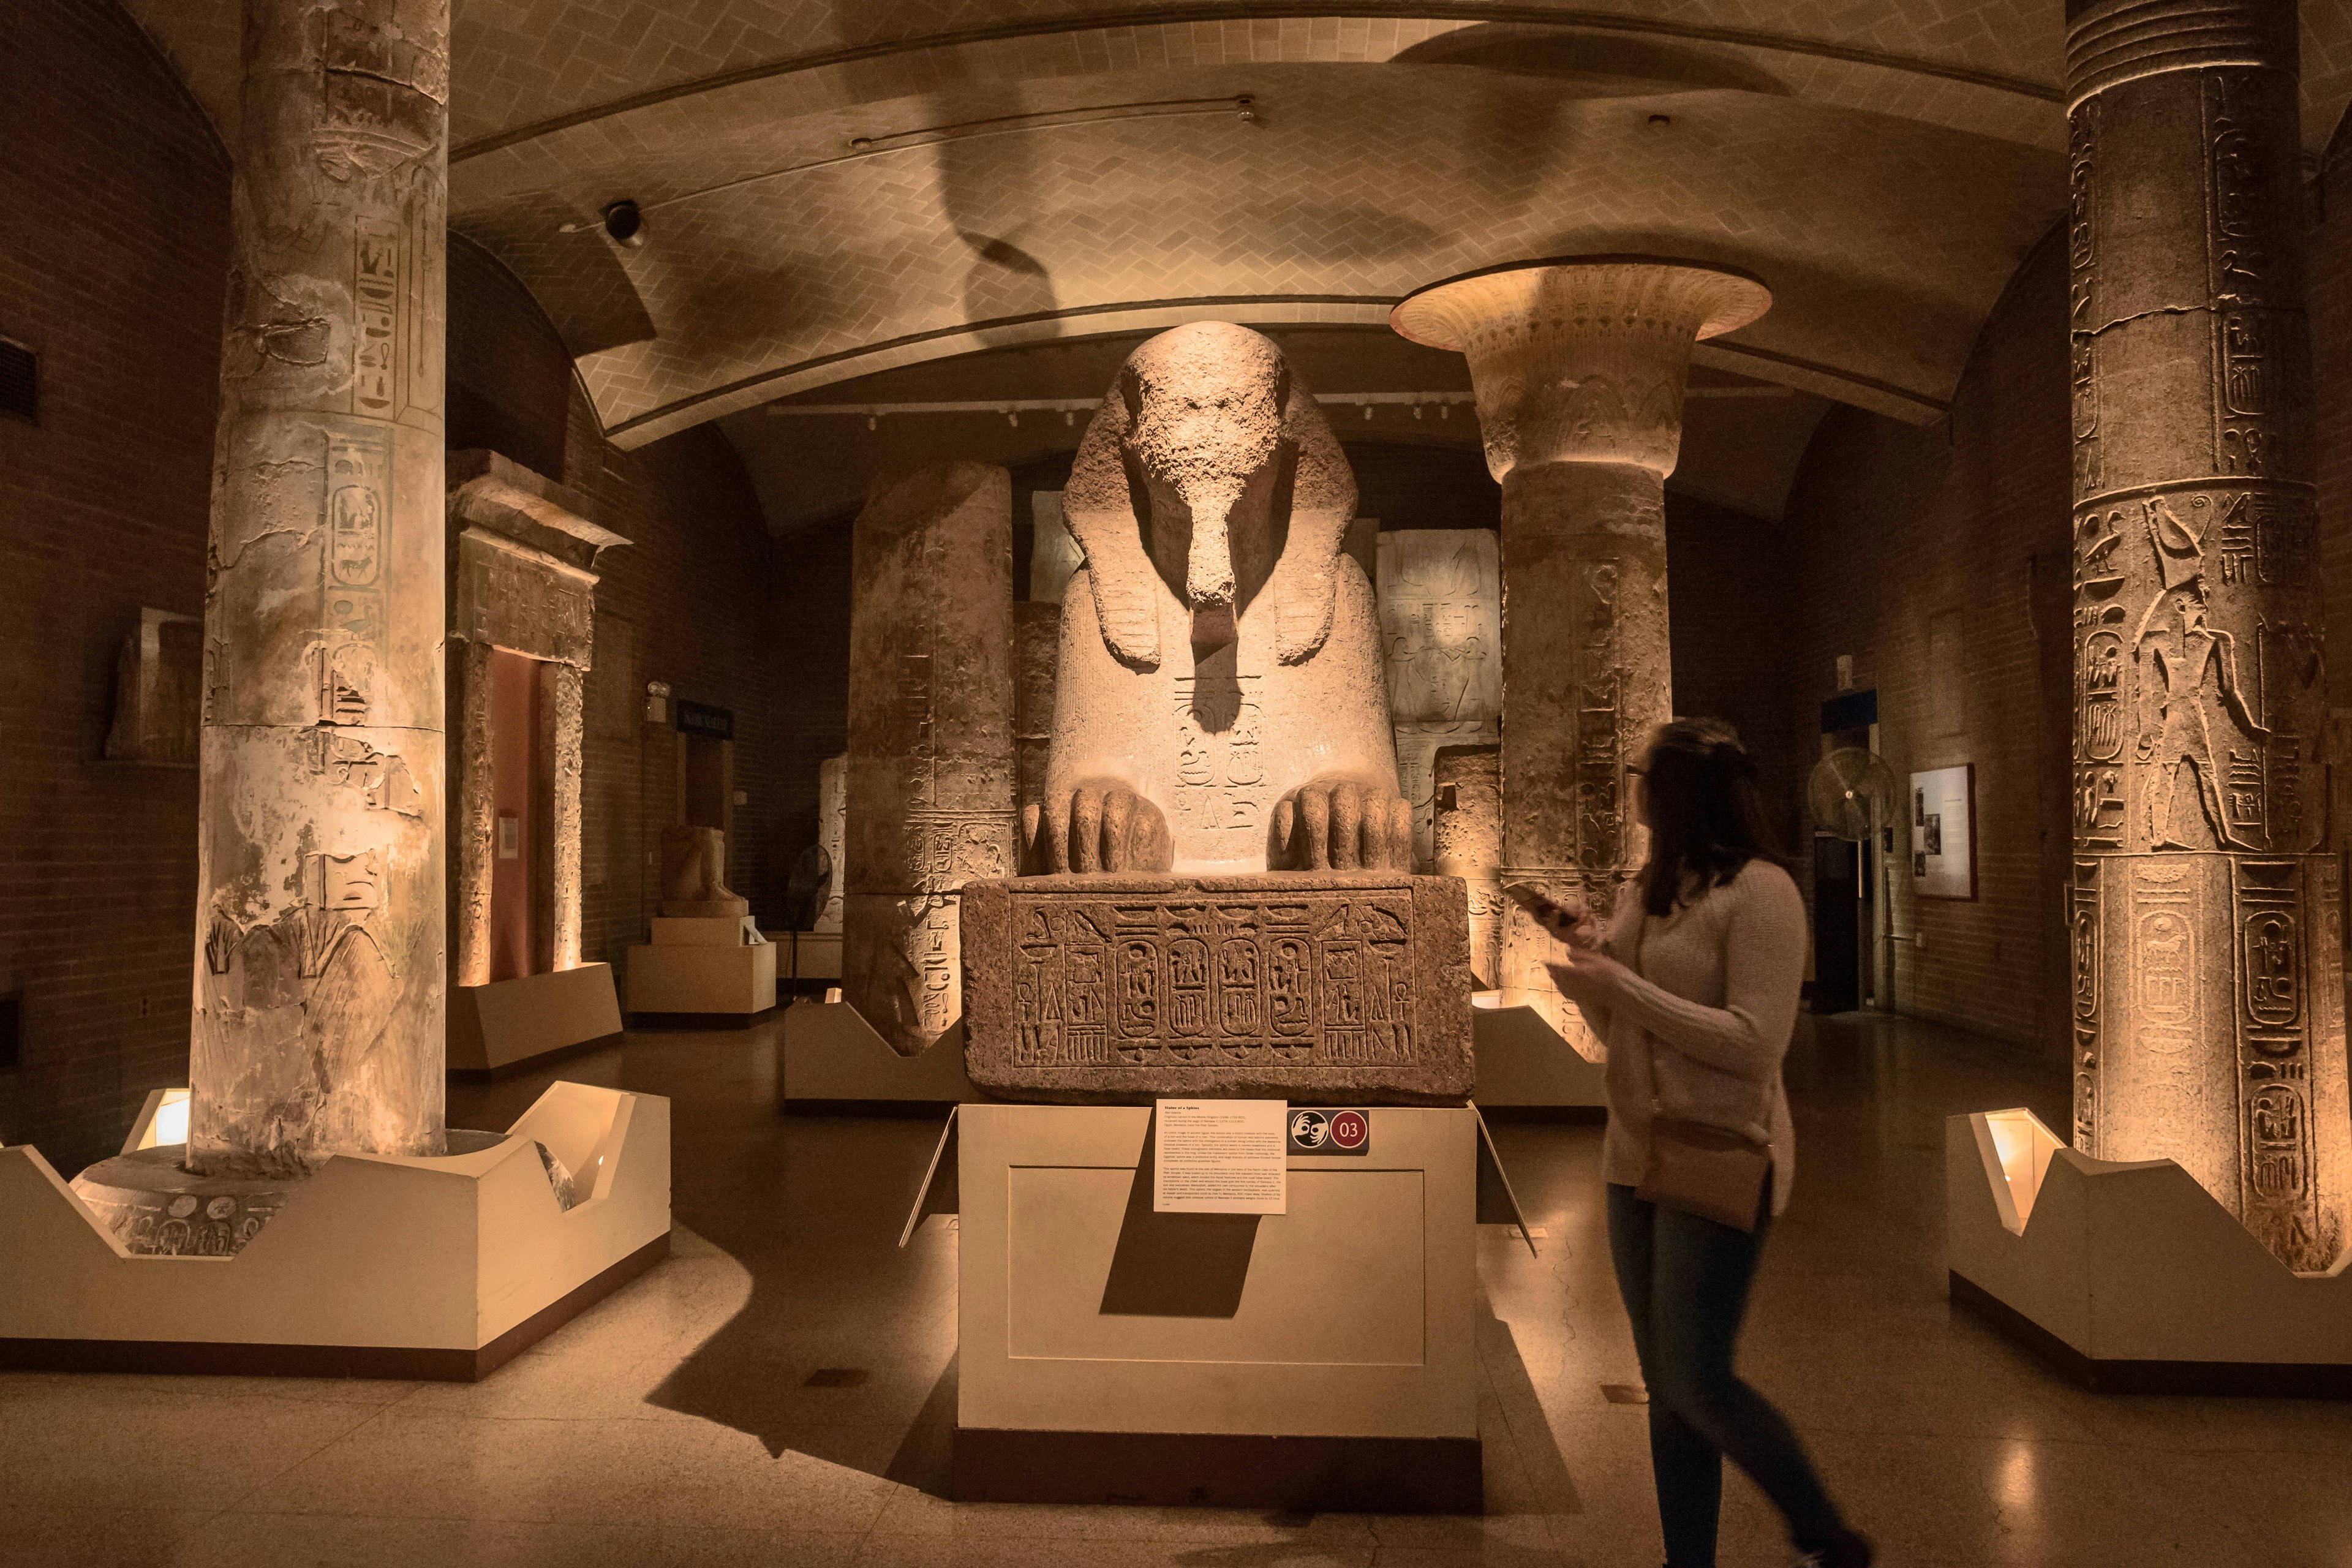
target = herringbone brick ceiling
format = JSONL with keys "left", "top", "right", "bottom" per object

{"left": 126, "top": 2, "right": 2352, "bottom": 448}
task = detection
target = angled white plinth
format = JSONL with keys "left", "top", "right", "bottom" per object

{"left": 0, "top": 1082, "right": 671, "bottom": 1380}
{"left": 780, "top": 1000, "right": 977, "bottom": 1107}
{"left": 449, "top": 963, "right": 624, "bottom": 1074}
{"left": 1470, "top": 993, "right": 1608, "bottom": 1109}
{"left": 1947, "top": 1109, "right": 2352, "bottom": 1387}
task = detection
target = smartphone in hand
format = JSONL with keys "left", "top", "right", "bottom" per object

{"left": 1502, "top": 882, "right": 1594, "bottom": 947}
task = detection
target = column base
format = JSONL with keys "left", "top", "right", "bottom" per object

{"left": 1945, "top": 1109, "right": 2352, "bottom": 1395}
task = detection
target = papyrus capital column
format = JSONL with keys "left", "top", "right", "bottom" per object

{"left": 2066, "top": 0, "right": 2350, "bottom": 1269}
{"left": 189, "top": 0, "right": 451, "bottom": 1177}
{"left": 1394, "top": 260, "right": 1768, "bottom": 1045}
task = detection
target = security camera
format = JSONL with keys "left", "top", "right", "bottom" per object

{"left": 603, "top": 200, "right": 646, "bottom": 248}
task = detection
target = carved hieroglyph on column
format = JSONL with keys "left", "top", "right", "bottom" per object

{"left": 1036, "top": 322, "right": 1408, "bottom": 875}
{"left": 845, "top": 464, "right": 1018, "bottom": 1053}
{"left": 1378, "top": 530, "right": 1502, "bottom": 870}
{"left": 815, "top": 753, "right": 846, "bottom": 934}
{"left": 1433, "top": 744, "right": 1504, "bottom": 987}
{"left": 2065, "top": 0, "right": 2350, "bottom": 1271}
{"left": 447, "top": 451, "right": 627, "bottom": 987}
{"left": 1393, "top": 261, "right": 1770, "bottom": 1050}
{"left": 183, "top": 0, "right": 453, "bottom": 1181}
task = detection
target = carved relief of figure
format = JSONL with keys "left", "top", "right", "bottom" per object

{"left": 1031, "top": 323, "right": 1409, "bottom": 874}
{"left": 2130, "top": 498, "right": 2268, "bottom": 850}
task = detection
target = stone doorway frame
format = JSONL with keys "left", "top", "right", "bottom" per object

{"left": 444, "top": 452, "right": 630, "bottom": 1069}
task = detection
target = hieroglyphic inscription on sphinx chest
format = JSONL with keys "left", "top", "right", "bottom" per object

{"left": 1011, "top": 892, "right": 1412, "bottom": 1068}
{"left": 1170, "top": 674, "right": 1270, "bottom": 848}
{"left": 962, "top": 873, "right": 1474, "bottom": 1102}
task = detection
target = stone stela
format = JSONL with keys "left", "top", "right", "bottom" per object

{"left": 1378, "top": 530, "right": 1502, "bottom": 872}
{"left": 843, "top": 462, "right": 1019, "bottom": 1054}
{"left": 963, "top": 873, "right": 1472, "bottom": 1104}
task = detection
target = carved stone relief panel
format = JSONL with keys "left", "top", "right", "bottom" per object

{"left": 1378, "top": 530, "right": 1503, "bottom": 870}
{"left": 844, "top": 463, "right": 1017, "bottom": 1053}
{"left": 962, "top": 872, "right": 1472, "bottom": 1102}
{"left": 105, "top": 608, "right": 203, "bottom": 767}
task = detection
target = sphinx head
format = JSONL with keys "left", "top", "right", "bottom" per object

{"left": 1117, "top": 322, "right": 1291, "bottom": 644}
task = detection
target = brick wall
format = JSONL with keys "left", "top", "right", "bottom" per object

{"left": 1666, "top": 491, "right": 1806, "bottom": 859}
{"left": 0, "top": 1, "right": 228, "bottom": 1171}
{"left": 1777, "top": 232, "right": 2075, "bottom": 1057}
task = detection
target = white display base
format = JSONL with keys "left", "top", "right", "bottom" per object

{"left": 952, "top": 1103, "right": 1481, "bottom": 1510}
{"left": 448, "top": 963, "right": 624, "bottom": 1076}
{"left": 1947, "top": 1109, "right": 2352, "bottom": 1395}
{"left": 627, "top": 916, "right": 777, "bottom": 1018}
{"left": 791, "top": 931, "right": 842, "bottom": 981}
{"left": 780, "top": 1000, "right": 977, "bottom": 1112}
{"left": 0, "top": 1082, "right": 671, "bottom": 1380}
{"left": 1471, "top": 995, "right": 1608, "bottom": 1111}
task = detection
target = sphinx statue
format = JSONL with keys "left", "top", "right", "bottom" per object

{"left": 1027, "top": 322, "right": 1409, "bottom": 875}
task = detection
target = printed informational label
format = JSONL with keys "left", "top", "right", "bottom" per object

{"left": 1153, "top": 1099, "right": 1287, "bottom": 1214}
{"left": 1286, "top": 1107, "right": 1371, "bottom": 1156}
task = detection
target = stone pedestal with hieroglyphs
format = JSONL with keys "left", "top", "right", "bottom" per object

{"left": 2064, "top": 0, "right": 2350, "bottom": 1271}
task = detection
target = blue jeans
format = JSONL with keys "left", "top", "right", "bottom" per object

{"left": 1606, "top": 1180, "right": 1845, "bottom": 1567}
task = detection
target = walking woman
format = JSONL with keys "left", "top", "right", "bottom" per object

{"left": 1526, "top": 718, "right": 1871, "bottom": 1568}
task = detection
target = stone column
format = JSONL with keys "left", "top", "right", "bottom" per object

{"left": 844, "top": 464, "right": 1017, "bottom": 1054}
{"left": 188, "top": 0, "right": 451, "bottom": 1177}
{"left": 1393, "top": 261, "right": 1768, "bottom": 1049}
{"left": 2065, "top": 0, "right": 2351, "bottom": 1270}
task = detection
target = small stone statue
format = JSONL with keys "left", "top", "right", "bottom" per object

{"left": 1030, "top": 322, "right": 1409, "bottom": 874}
{"left": 660, "top": 825, "right": 749, "bottom": 917}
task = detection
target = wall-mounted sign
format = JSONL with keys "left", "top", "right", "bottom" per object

{"left": 1910, "top": 764, "right": 1976, "bottom": 901}
{"left": 1153, "top": 1099, "right": 1286, "bottom": 1214}
{"left": 676, "top": 699, "right": 733, "bottom": 741}
{"left": 1286, "top": 1107, "right": 1371, "bottom": 1156}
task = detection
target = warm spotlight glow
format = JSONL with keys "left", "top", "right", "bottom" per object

{"left": 1981, "top": 1108, "right": 2061, "bottom": 1230}
{"left": 153, "top": 1089, "right": 191, "bottom": 1150}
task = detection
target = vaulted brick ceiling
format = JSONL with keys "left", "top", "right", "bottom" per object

{"left": 125, "top": 1, "right": 2352, "bottom": 455}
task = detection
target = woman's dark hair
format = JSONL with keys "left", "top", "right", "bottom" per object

{"left": 1637, "top": 717, "right": 1792, "bottom": 918}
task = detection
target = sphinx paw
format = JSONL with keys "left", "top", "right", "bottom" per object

{"left": 1023, "top": 785, "right": 1172, "bottom": 874}
{"left": 1272, "top": 780, "right": 1414, "bottom": 870}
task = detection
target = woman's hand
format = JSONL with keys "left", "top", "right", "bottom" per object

{"left": 1548, "top": 900, "right": 1602, "bottom": 951}
{"left": 1545, "top": 944, "right": 1632, "bottom": 1010}
{"left": 1506, "top": 884, "right": 1600, "bottom": 949}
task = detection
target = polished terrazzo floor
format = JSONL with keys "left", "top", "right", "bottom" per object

{"left": 4, "top": 1008, "right": 2349, "bottom": 1567}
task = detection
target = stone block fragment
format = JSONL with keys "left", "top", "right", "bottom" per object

{"left": 962, "top": 872, "right": 1472, "bottom": 1103}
